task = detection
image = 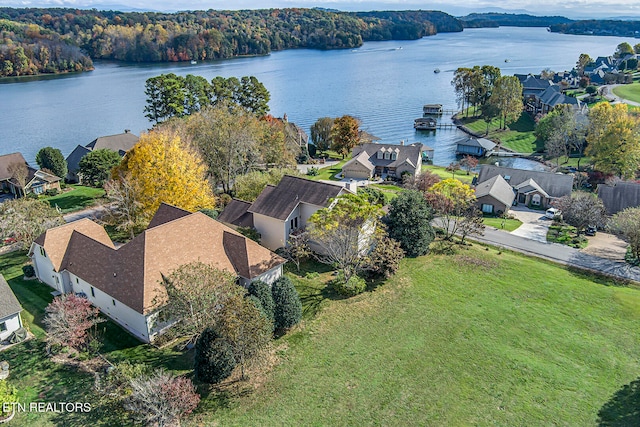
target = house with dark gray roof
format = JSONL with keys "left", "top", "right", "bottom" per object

{"left": 477, "top": 165, "right": 573, "bottom": 209}
{"left": 243, "top": 175, "right": 353, "bottom": 250}
{"left": 534, "top": 85, "right": 584, "bottom": 115}
{"left": 475, "top": 175, "right": 515, "bottom": 215}
{"left": 341, "top": 142, "right": 429, "bottom": 180}
{"left": 0, "top": 274, "right": 23, "bottom": 342}
{"left": 66, "top": 130, "right": 139, "bottom": 183}
{"left": 29, "top": 203, "right": 285, "bottom": 343}
{"left": 597, "top": 181, "right": 640, "bottom": 215}
{"left": 455, "top": 137, "right": 496, "bottom": 157}
{"left": 218, "top": 199, "right": 254, "bottom": 228}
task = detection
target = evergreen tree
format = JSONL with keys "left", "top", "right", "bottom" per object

{"left": 35, "top": 146, "right": 67, "bottom": 179}
{"left": 248, "top": 280, "right": 275, "bottom": 324}
{"left": 271, "top": 276, "right": 302, "bottom": 331}
{"left": 386, "top": 190, "right": 435, "bottom": 257}
{"left": 194, "top": 327, "right": 236, "bottom": 384}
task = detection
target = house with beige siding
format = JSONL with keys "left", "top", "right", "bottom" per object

{"left": 341, "top": 142, "right": 429, "bottom": 180}
{"left": 29, "top": 204, "right": 285, "bottom": 343}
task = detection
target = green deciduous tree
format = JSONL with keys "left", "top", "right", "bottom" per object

{"left": 386, "top": 190, "right": 435, "bottom": 257}
{"left": 0, "top": 199, "right": 64, "bottom": 249}
{"left": 78, "top": 148, "right": 121, "bottom": 187}
{"left": 233, "top": 168, "right": 300, "bottom": 202}
{"left": 144, "top": 73, "right": 186, "bottom": 124}
{"left": 271, "top": 276, "right": 302, "bottom": 331}
{"left": 35, "top": 146, "right": 67, "bottom": 179}
{"left": 488, "top": 75, "right": 523, "bottom": 129}
{"left": 427, "top": 178, "right": 476, "bottom": 240}
{"left": 614, "top": 42, "right": 634, "bottom": 58}
{"left": 330, "top": 115, "right": 360, "bottom": 158}
{"left": 0, "top": 380, "right": 17, "bottom": 418}
{"left": 310, "top": 117, "right": 334, "bottom": 155}
{"left": 576, "top": 53, "right": 593, "bottom": 75}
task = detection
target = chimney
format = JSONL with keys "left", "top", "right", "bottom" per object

{"left": 124, "top": 129, "right": 130, "bottom": 133}
{"left": 345, "top": 179, "right": 357, "bottom": 194}
{"left": 400, "top": 140, "right": 405, "bottom": 146}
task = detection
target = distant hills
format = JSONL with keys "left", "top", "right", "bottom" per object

{"left": 459, "top": 13, "right": 572, "bottom": 28}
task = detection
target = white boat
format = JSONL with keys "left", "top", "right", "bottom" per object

{"left": 434, "top": 68, "right": 440, "bottom": 73}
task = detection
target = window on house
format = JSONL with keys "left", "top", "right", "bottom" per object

{"left": 481, "top": 204, "right": 494, "bottom": 214}
{"left": 384, "top": 151, "right": 391, "bottom": 160}
{"left": 294, "top": 217, "right": 298, "bottom": 229}
{"left": 112, "top": 299, "right": 116, "bottom": 306}
{"left": 290, "top": 219, "right": 294, "bottom": 230}
{"left": 76, "top": 277, "right": 79, "bottom": 284}
{"left": 0, "top": 322, "right": 6, "bottom": 332}
{"left": 531, "top": 194, "right": 541, "bottom": 206}
{"left": 40, "top": 247, "right": 46, "bottom": 257}
{"left": 391, "top": 152, "right": 397, "bottom": 160}
{"left": 90, "top": 287, "right": 95, "bottom": 297}
{"left": 377, "top": 151, "right": 383, "bottom": 159}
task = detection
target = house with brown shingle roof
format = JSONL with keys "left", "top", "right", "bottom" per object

{"left": 29, "top": 203, "right": 285, "bottom": 343}
{"left": 0, "top": 153, "right": 61, "bottom": 197}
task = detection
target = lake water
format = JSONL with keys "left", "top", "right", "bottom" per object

{"left": 0, "top": 27, "right": 632, "bottom": 167}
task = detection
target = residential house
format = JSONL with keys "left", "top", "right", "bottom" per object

{"left": 477, "top": 165, "right": 573, "bottom": 209}
{"left": 455, "top": 137, "right": 496, "bottom": 157}
{"left": 29, "top": 203, "right": 285, "bottom": 343}
{"left": 220, "top": 175, "right": 353, "bottom": 251}
{"left": 0, "top": 274, "right": 23, "bottom": 342}
{"left": 597, "top": 181, "right": 640, "bottom": 215}
{"left": 533, "top": 85, "right": 584, "bottom": 115}
{"left": 66, "top": 130, "right": 139, "bottom": 183}
{"left": 341, "top": 142, "right": 428, "bottom": 180}
{"left": 475, "top": 175, "right": 515, "bottom": 215}
{"left": 0, "top": 153, "right": 61, "bottom": 196}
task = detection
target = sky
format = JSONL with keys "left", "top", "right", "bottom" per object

{"left": 2, "top": 0, "right": 640, "bottom": 19}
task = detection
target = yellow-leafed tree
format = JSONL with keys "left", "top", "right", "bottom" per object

{"left": 112, "top": 129, "right": 215, "bottom": 223}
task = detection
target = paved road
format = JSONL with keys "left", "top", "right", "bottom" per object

{"left": 63, "top": 205, "right": 109, "bottom": 223}
{"left": 471, "top": 227, "right": 640, "bottom": 283}
{"left": 601, "top": 84, "right": 640, "bottom": 107}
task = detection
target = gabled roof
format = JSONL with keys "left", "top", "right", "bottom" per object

{"left": 249, "top": 175, "right": 344, "bottom": 221}
{"left": 0, "top": 153, "right": 29, "bottom": 181}
{"left": 65, "top": 145, "right": 92, "bottom": 174}
{"left": 34, "top": 204, "right": 285, "bottom": 314}
{"left": 27, "top": 170, "right": 61, "bottom": 187}
{"left": 0, "top": 274, "right": 22, "bottom": 320}
{"left": 475, "top": 174, "right": 515, "bottom": 208}
{"left": 86, "top": 132, "right": 139, "bottom": 153}
{"left": 147, "top": 203, "right": 191, "bottom": 229}
{"left": 521, "top": 75, "right": 552, "bottom": 92}
{"left": 342, "top": 150, "right": 375, "bottom": 172}
{"left": 477, "top": 165, "right": 573, "bottom": 198}
{"left": 515, "top": 178, "right": 550, "bottom": 198}
{"left": 218, "top": 199, "right": 254, "bottom": 228}
{"left": 348, "top": 142, "right": 424, "bottom": 170}
{"left": 538, "top": 85, "right": 580, "bottom": 108}
{"left": 456, "top": 137, "right": 496, "bottom": 151}
{"left": 598, "top": 181, "right": 640, "bottom": 215}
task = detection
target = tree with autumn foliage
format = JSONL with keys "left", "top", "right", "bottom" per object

{"left": 125, "top": 370, "right": 200, "bottom": 427}
{"left": 330, "top": 115, "right": 360, "bottom": 158}
{"left": 427, "top": 178, "right": 476, "bottom": 240}
{"left": 487, "top": 75, "right": 523, "bottom": 129}
{"left": 585, "top": 103, "right": 640, "bottom": 179}
{"left": 44, "top": 294, "right": 104, "bottom": 353}
{"left": 0, "top": 199, "right": 64, "bottom": 249}
{"left": 111, "top": 129, "right": 215, "bottom": 224}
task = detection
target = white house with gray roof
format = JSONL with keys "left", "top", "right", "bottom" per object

{"left": 0, "top": 274, "right": 23, "bottom": 342}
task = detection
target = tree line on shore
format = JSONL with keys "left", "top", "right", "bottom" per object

{"left": 0, "top": 7, "right": 462, "bottom": 77}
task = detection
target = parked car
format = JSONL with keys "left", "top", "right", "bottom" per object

{"left": 585, "top": 226, "right": 597, "bottom": 236}
{"left": 545, "top": 208, "right": 561, "bottom": 220}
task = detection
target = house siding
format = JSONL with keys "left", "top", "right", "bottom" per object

{"left": 238, "top": 264, "right": 283, "bottom": 288}
{"left": 0, "top": 313, "right": 22, "bottom": 341}
{"left": 69, "top": 272, "right": 152, "bottom": 342}
{"left": 253, "top": 213, "right": 287, "bottom": 251}
{"left": 30, "top": 243, "right": 65, "bottom": 293}
{"left": 343, "top": 162, "right": 372, "bottom": 179}
{"left": 476, "top": 195, "right": 509, "bottom": 215}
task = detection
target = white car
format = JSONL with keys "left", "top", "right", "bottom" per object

{"left": 545, "top": 208, "right": 561, "bottom": 220}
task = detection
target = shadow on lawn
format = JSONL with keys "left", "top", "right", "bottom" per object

{"left": 597, "top": 377, "right": 640, "bottom": 426}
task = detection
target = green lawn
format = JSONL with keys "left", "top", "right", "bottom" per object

{"left": 458, "top": 112, "right": 538, "bottom": 154}
{"left": 309, "top": 159, "right": 348, "bottom": 181}
{"left": 483, "top": 216, "right": 522, "bottom": 232}
{"left": 422, "top": 165, "right": 474, "bottom": 184}
{"left": 206, "top": 247, "right": 640, "bottom": 426}
{"left": 613, "top": 82, "right": 640, "bottom": 104}
{"left": 5, "top": 246, "right": 640, "bottom": 426}
{"left": 42, "top": 185, "right": 105, "bottom": 213}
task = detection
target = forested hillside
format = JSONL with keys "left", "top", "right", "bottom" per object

{"left": 0, "top": 19, "right": 93, "bottom": 77}
{"left": 550, "top": 20, "right": 640, "bottom": 37}
{"left": 0, "top": 7, "right": 462, "bottom": 77}
{"left": 459, "top": 13, "right": 572, "bottom": 28}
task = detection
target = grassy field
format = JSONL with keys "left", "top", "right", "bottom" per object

{"left": 207, "top": 247, "right": 640, "bottom": 426}
{"left": 613, "top": 82, "right": 640, "bottom": 104}
{"left": 483, "top": 216, "right": 522, "bottom": 232}
{"left": 5, "top": 245, "right": 640, "bottom": 426}
{"left": 42, "top": 185, "right": 105, "bottom": 213}
{"left": 309, "top": 159, "right": 348, "bottom": 181}
{"left": 422, "top": 164, "right": 474, "bottom": 184}
{"left": 458, "top": 112, "right": 538, "bottom": 154}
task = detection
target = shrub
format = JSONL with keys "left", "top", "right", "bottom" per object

{"left": 306, "top": 167, "right": 319, "bottom": 176}
{"left": 45, "top": 188, "right": 59, "bottom": 197}
{"left": 330, "top": 272, "right": 366, "bottom": 297}
{"left": 386, "top": 190, "right": 435, "bottom": 257}
{"left": 237, "top": 226, "right": 260, "bottom": 243}
{"left": 308, "top": 144, "right": 317, "bottom": 158}
{"left": 366, "top": 236, "right": 404, "bottom": 279}
{"left": 26, "top": 192, "right": 38, "bottom": 200}
{"left": 0, "top": 380, "right": 17, "bottom": 417}
{"left": 22, "top": 264, "right": 35, "bottom": 278}
{"left": 248, "top": 280, "right": 275, "bottom": 324}
{"left": 199, "top": 208, "right": 218, "bottom": 219}
{"left": 194, "top": 328, "right": 236, "bottom": 384}
{"left": 271, "top": 276, "right": 302, "bottom": 330}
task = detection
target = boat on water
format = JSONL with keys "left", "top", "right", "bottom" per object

{"left": 504, "top": 59, "right": 510, "bottom": 63}
{"left": 434, "top": 68, "right": 441, "bottom": 73}
{"left": 414, "top": 117, "right": 437, "bottom": 130}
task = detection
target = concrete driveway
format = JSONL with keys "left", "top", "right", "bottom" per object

{"left": 581, "top": 232, "right": 628, "bottom": 261}
{"left": 508, "top": 206, "right": 551, "bottom": 243}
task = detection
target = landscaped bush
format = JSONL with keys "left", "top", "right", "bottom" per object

{"left": 45, "top": 188, "right": 59, "bottom": 197}
{"left": 308, "top": 144, "right": 317, "bottom": 158}
{"left": 199, "top": 208, "right": 218, "bottom": 219}
{"left": 625, "top": 246, "right": 639, "bottom": 266}
{"left": 194, "top": 327, "right": 236, "bottom": 384}
{"left": 248, "top": 280, "right": 275, "bottom": 324}
{"left": 271, "top": 276, "right": 302, "bottom": 330}
{"left": 366, "top": 236, "right": 404, "bottom": 279}
{"left": 306, "top": 167, "right": 319, "bottom": 176}
{"left": 22, "top": 265, "right": 35, "bottom": 278}
{"left": 237, "top": 227, "right": 260, "bottom": 243}
{"left": 330, "top": 272, "right": 367, "bottom": 297}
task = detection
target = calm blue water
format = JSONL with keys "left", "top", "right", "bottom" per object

{"left": 0, "top": 27, "right": 632, "bottom": 167}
